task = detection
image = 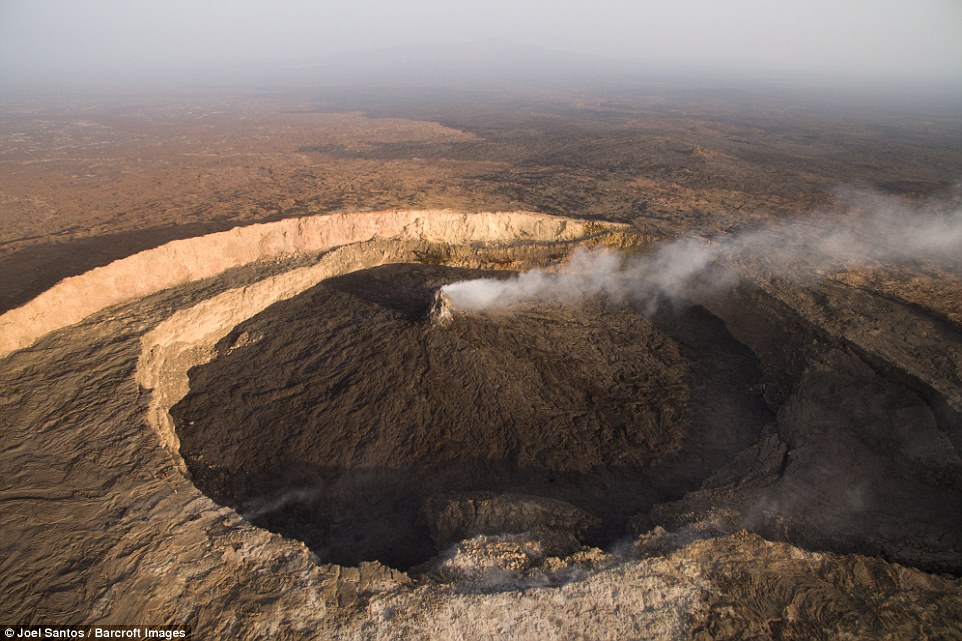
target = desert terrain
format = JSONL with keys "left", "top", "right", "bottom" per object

{"left": 1, "top": 86, "right": 961, "bottom": 639}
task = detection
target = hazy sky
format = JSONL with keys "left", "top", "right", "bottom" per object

{"left": 2, "top": 0, "right": 961, "bottom": 88}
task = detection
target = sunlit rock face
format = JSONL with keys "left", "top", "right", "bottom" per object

{"left": 0, "top": 209, "right": 610, "bottom": 357}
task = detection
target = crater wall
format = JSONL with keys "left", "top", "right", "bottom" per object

{"left": 0, "top": 210, "right": 616, "bottom": 357}
{"left": 2, "top": 209, "right": 960, "bottom": 638}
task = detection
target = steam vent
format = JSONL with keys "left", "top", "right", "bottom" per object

{"left": 2, "top": 209, "right": 961, "bottom": 638}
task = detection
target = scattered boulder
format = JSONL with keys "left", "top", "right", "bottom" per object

{"left": 430, "top": 531, "right": 607, "bottom": 587}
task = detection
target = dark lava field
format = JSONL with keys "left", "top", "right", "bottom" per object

{"left": 172, "top": 262, "right": 962, "bottom": 577}
{"left": 172, "top": 264, "right": 771, "bottom": 568}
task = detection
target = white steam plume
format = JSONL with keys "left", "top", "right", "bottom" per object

{"left": 240, "top": 487, "right": 319, "bottom": 520}
{"left": 441, "top": 189, "right": 962, "bottom": 313}
{"left": 442, "top": 249, "right": 630, "bottom": 310}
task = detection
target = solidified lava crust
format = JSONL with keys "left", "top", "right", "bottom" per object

{"left": 171, "top": 264, "right": 772, "bottom": 568}
{"left": 171, "top": 262, "right": 962, "bottom": 576}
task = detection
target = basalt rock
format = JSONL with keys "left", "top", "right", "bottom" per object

{"left": 420, "top": 492, "right": 601, "bottom": 551}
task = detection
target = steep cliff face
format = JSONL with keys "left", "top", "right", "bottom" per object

{"left": 0, "top": 209, "right": 613, "bottom": 356}
{"left": 654, "top": 279, "right": 962, "bottom": 574}
{"left": 125, "top": 212, "right": 625, "bottom": 473}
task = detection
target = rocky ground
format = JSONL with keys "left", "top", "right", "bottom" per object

{"left": 1, "top": 88, "right": 961, "bottom": 638}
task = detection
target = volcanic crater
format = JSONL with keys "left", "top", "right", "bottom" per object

{"left": 2, "top": 209, "right": 960, "bottom": 637}
{"left": 170, "top": 263, "right": 773, "bottom": 569}
{"left": 165, "top": 242, "right": 962, "bottom": 577}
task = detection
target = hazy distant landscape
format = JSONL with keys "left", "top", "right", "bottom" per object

{"left": 3, "top": 79, "right": 959, "bottom": 311}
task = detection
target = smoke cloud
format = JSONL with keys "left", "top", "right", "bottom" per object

{"left": 441, "top": 190, "right": 962, "bottom": 314}
{"left": 240, "top": 488, "right": 319, "bottom": 520}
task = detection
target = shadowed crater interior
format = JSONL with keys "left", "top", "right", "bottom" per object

{"left": 171, "top": 263, "right": 773, "bottom": 569}
{"left": 172, "top": 263, "right": 962, "bottom": 574}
